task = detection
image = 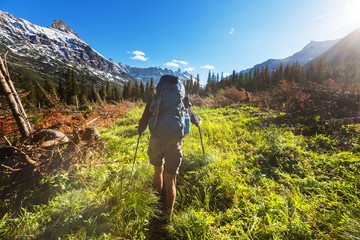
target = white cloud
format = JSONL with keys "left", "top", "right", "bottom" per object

{"left": 229, "top": 28, "right": 235, "bottom": 34}
{"left": 130, "top": 50, "right": 148, "bottom": 61}
{"left": 165, "top": 62, "right": 180, "bottom": 68}
{"left": 165, "top": 59, "right": 189, "bottom": 68}
{"left": 201, "top": 65, "right": 215, "bottom": 70}
{"left": 133, "top": 50, "right": 145, "bottom": 56}
{"left": 311, "top": 11, "right": 338, "bottom": 21}
{"left": 184, "top": 67, "right": 194, "bottom": 72}
{"left": 173, "top": 60, "right": 188, "bottom": 65}
{"left": 131, "top": 55, "right": 148, "bottom": 61}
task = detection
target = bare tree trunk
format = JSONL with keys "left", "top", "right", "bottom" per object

{"left": 0, "top": 53, "right": 32, "bottom": 140}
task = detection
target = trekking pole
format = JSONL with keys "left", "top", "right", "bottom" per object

{"left": 198, "top": 126, "right": 210, "bottom": 184}
{"left": 129, "top": 133, "right": 141, "bottom": 186}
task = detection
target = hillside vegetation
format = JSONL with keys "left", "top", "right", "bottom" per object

{"left": 1, "top": 103, "right": 359, "bottom": 239}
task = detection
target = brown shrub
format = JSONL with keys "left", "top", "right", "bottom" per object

{"left": 189, "top": 94, "right": 215, "bottom": 107}
{"left": 224, "top": 87, "right": 247, "bottom": 103}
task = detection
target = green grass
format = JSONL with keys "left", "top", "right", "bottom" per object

{"left": 1, "top": 104, "right": 359, "bottom": 239}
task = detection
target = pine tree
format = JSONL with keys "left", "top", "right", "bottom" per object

{"left": 278, "top": 63, "right": 284, "bottom": 81}
{"left": 248, "top": 70, "right": 253, "bottom": 82}
{"left": 144, "top": 81, "right": 150, "bottom": 101}
{"left": 43, "top": 75, "right": 59, "bottom": 100}
{"left": 131, "top": 80, "right": 140, "bottom": 101}
{"left": 231, "top": 70, "right": 237, "bottom": 87}
{"left": 149, "top": 78, "right": 155, "bottom": 96}
{"left": 205, "top": 71, "right": 213, "bottom": 94}
{"left": 244, "top": 72, "right": 249, "bottom": 85}
{"left": 15, "top": 73, "right": 26, "bottom": 90}
{"left": 65, "top": 69, "right": 72, "bottom": 104}
{"left": 57, "top": 74, "right": 66, "bottom": 102}
{"left": 37, "top": 81, "right": 57, "bottom": 107}
{"left": 90, "top": 83, "right": 102, "bottom": 103}
{"left": 264, "top": 64, "right": 270, "bottom": 88}
{"left": 34, "top": 81, "right": 46, "bottom": 108}
{"left": 79, "top": 75, "right": 89, "bottom": 105}
{"left": 139, "top": 81, "right": 145, "bottom": 100}
{"left": 315, "top": 58, "right": 325, "bottom": 83}
{"left": 252, "top": 68, "right": 259, "bottom": 91}
{"left": 65, "top": 68, "right": 79, "bottom": 105}
{"left": 71, "top": 69, "right": 79, "bottom": 101}
{"left": 99, "top": 82, "right": 107, "bottom": 101}
{"left": 106, "top": 81, "right": 112, "bottom": 101}
{"left": 27, "top": 81, "right": 36, "bottom": 105}
{"left": 122, "top": 81, "right": 131, "bottom": 100}
{"left": 284, "top": 64, "right": 291, "bottom": 81}
{"left": 112, "top": 86, "right": 122, "bottom": 102}
{"left": 43, "top": 75, "right": 52, "bottom": 93}
{"left": 195, "top": 75, "right": 201, "bottom": 94}
{"left": 238, "top": 72, "right": 244, "bottom": 89}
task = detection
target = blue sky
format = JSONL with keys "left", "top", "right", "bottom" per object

{"left": 2, "top": 0, "right": 360, "bottom": 83}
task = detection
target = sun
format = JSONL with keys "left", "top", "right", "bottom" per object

{"left": 342, "top": 0, "right": 360, "bottom": 28}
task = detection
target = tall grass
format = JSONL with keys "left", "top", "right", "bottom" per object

{"left": 1, "top": 104, "right": 359, "bottom": 239}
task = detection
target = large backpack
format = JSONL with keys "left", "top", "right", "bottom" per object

{"left": 148, "top": 75, "right": 187, "bottom": 143}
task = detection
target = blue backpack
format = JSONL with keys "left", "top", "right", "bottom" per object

{"left": 148, "top": 75, "right": 189, "bottom": 143}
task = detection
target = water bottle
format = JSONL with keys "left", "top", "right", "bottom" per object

{"left": 184, "top": 114, "right": 191, "bottom": 134}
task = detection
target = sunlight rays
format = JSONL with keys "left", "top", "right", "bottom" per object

{"left": 340, "top": 0, "right": 360, "bottom": 28}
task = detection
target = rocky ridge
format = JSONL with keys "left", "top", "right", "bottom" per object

{"left": 0, "top": 10, "right": 135, "bottom": 84}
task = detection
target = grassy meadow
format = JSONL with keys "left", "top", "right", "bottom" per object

{"left": 1, "top": 103, "right": 360, "bottom": 239}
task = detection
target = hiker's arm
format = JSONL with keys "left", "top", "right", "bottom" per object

{"left": 189, "top": 108, "right": 202, "bottom": 127}
{"left": 138, "top": 101, "right": 152, "bottom": 135}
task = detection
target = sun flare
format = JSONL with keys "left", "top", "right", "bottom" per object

{"left": 342, "top": 0, "right": 360, "bottom": 27}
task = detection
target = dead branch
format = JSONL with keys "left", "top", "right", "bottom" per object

{"left": 0, "top": 54, "right": 33, "bottom": 139}
{"left": 86, "top": 116, "right": 101, "bottom": 126}
{"left": 35, "top": 81, "right": 57, "bottom": 107}
{"left": 8, "top": 146, "right": 38, "bottom": 166}
{"left": 3, "top": 136, "right": 12, "bottom": 146}
{"left": 1, "top": 163, "right": 21, "bottom": 172}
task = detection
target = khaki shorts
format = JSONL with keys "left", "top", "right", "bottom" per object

{"left": 147, "top": 137, "right": 183, "bottom": 175}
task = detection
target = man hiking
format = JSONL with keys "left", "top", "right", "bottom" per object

{"left": 138, "top": 75, "right": 202, "bottom": 217}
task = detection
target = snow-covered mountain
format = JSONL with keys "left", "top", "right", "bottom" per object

{"left": 242, "top": 39, "right": 340, "bottom": 73}
{"left": 123, "top": 65, "right": 192, "bottom": 84}
{"left": 0, "top": 10, "right": 136, "bottom": 84}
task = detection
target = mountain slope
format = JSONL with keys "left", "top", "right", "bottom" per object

{"left": 123, "top": 65, "right": 192, "bottom": 84}
{"left": 314, "top": 28, "right": 360, "bottom": 67}
{"left": 0, "top": 10, "right": 136, "bottom": 84}
{"left": 242, "top": 39, "right": 339, "bottom": 73}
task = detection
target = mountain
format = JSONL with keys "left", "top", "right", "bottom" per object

{"left": 313, "top": 28, "right": 360, "bottom": 67}
{"left": 123, "top": 65, "right": 192, "bottom": 84}
{"left": 0, "top": 10, "right": 136, "bottom": 85}
{"left": 242, "top": 39, "right": 340, "bottom": 73}
{"left": 49, "top": 20, "right": 80, "bottom": 38}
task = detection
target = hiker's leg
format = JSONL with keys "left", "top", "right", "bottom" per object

{"left": 148, "top": 138, "right": 165, "bottom": 192}
{"left": 153, "top": 165, "right": 164, "bottom": 192}
{"left": 164, "top": 172, "right": 177, "bottom": 213}
{"left": 162, "top": 141, "right": 182, "bottom": 213}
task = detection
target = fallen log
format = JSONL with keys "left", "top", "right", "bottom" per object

{"left": 0, "top": 53, "right": 33, "bottom": 140}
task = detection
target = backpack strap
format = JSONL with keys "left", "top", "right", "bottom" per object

{"left": 152, "top": 89, "right": 167, "bottom": 130}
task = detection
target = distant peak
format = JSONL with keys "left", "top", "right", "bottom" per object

{"left": 49, "top": 20, "right": 79, "bottom": 38}
{"left": 302, "top": 39, "right": 340, "bottom": 50}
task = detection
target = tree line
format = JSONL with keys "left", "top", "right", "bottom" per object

{"left": 204, "top": 59, "right": 360, "bottom": 94}
{"left": 13, "top": 68, "right": 160, "bottom": 108}
{"left": 12, "top": 68, "right": 206, "bottom": 109}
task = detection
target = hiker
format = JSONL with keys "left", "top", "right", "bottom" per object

{"left": 138, "top": 75, "right": 202, "bottom": 216}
